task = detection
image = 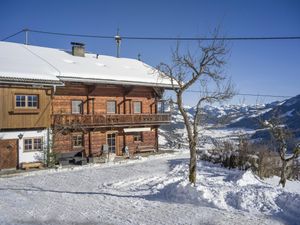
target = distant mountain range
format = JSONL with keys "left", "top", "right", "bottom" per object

{"left": 160, "top": 94, "right": 300, "bottom": 147}
{"left": 228, "top": 94, "right": 300, "bottom": 139}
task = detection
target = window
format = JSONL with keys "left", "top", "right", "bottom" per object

{"left": 15, "top": 95, "right": 38, "bottom": 108}
{"left": 107, "top": 101, "right": 116, "bottom": 114}
{"left": 72, "top": 134, "right": 83, "bottom": 148}
{"left": 107, "top": 133, "right": 116, "bottom": 153}
{"left": 72, "top": 100, "right": 83, "bottom": 114}
{"left": 16, "top": 95, "right": 26, "bottom": 107}
{"left": 24, "top": 138, "right": 42, "bottom": 151}
{"left": 27, "top": 95, "right": 38, "bottom": 107}
{"left": 157, "top": 102, "right": 165, "bottom": 113}
{"left": 133, "top": 132, "right": 143, "bottom": 142}
{"left": 133, "top": 101, "right": 142, "bottom": 114}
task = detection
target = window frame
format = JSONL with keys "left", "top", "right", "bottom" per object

{"left": 72, "top": 133, "right": 84, "bottom": 149}
{"left": 107, "top": 132, "right": 117, "bottom": 153}
{"left": 15, "top": 94, "right": 39, "bottom": 109}
{"left": 133, "top": 101, "right": 142, "bottom": 114}
{"left": 23, "top": 137, "right": 43, "bottom": 152}
{"left": 133, "top": 132, "right": 143, "bottom": 142}
{"left": 157, "top": 101, "right": 165, "bottom": 113}
{"left": 71, "top": 100, "right": 83, "bottom": 114}
{"left": 106, "top": 100, "right": 117, "bottom": 114}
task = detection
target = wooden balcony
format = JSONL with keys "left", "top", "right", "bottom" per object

{"left": 52, "top": 113, "right": 171, "bottom": 129}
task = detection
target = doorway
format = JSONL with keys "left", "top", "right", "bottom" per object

{"left": 0, "top": 139, "right": 18, "bottom": 169}
{"left": 107, "top": 133, "right": 116, "bottom": 153}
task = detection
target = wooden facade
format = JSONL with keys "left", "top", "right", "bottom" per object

{"left": 0, "top": 82, "right": 169, "bottom": 166}
{"left": 51, "top": 83, "right": 169, "bottom": 157}
{"left": 0, "top": 86, "right": 52, "bottom": 129}
{"left": 52, "top": 84, "right": 158, "bottom": 115}
{"left": 53, "top": 129, "right": 157, "bottom": 156}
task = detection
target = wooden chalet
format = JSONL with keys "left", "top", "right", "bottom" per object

{"left": 0, "top": 41, "right": 175, "bottom": 169}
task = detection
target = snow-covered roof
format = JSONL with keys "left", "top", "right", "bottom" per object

{"left": 0, "top": 41, "right": 174, "bottom": 88}
{"left": 0, "top": 42, "right": 62, "bottom": 85}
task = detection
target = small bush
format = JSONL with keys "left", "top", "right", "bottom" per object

{"left": 199, "top": 137, "right": 299, "bottom": 180}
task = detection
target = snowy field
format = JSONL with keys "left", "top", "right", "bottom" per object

{"left": 0, "top": 151, "right": 299, "bottom": 225}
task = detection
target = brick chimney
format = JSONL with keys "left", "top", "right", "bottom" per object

{"left": 71, "top": 42, "right": 85, "bottom": 57}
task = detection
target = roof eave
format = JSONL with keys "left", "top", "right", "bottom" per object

{"left": 58, "top": 76, "right": 178, "bottom": 89}
{"left": 0, "top": 78, "right": 64, "bottom": 87}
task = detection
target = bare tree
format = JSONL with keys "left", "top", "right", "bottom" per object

{"left": 263, "top": 118, "right": 300, "bottom": 187}
{"left": 157, "top": 37, "right": 234, "bottom": 184}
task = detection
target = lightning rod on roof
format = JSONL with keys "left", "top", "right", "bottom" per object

{"left": 115, "top": 28, "right": 121, "bottom": 58}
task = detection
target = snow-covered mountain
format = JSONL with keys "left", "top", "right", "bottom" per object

{"left": 229, "top": 95, "right": 300, "bottom": 139}
{"left": 160, "top": 94, "right": 300, "bottom": 147}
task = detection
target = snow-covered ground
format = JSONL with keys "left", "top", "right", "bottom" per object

{"left": 0, "top": 151, "right": 299, "bottom": 225}
{"left": 159, "top": 125, "right": 256, "bottom": 150}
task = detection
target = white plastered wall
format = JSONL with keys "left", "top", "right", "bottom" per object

{"left": 0, "top": 129, "right": 48, "bottom": 165}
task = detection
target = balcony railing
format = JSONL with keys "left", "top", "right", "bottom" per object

{"left": 52, "top": 113, "right": 171, "bottom": 128}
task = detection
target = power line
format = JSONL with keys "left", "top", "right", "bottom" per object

{"left": 121, "top": 36, "right": 300, "bottom": 41}
{"left": 231, "top": 93, "right": 292, "bottom": 98}
{"left": 30, "top": 29, "right": 300, "bottom": 41}
{"left": 1, "top": 29, "right": 24, "bottom": 41}
{"left": 28, "top": 29, "right": 113, "bottom": 39}
{"left": 186, "top": 90, "right": 293, "bottom": 98}
{"left": 3, "top": 29, "right": 300, "bottom": 42}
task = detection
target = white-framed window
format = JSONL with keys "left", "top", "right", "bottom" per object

{"left": 133, "top": 132, "right": 143, "bottom": 142}
{"left": 107, "top": 101, "right": 116, "bottom": 114}
{"left": 72, "top": 134, "right": 83, "bottom": 148}
{"left": 15, "top": 95, "right": 38, "bottom": 108}
{"left": 72, "top": 100, "right": 83, "bottom": 114}
{"left": 133, "top": 101, "right": 142, "bottom": 114}
{"left": 24, "top": 137, "right": 42, "bottom": 151}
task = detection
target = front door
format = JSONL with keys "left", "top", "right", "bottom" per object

{"left": 0, "top": 139, "right": 18, "bottom": 169}
{"left": 107, "top": 133, "right": 116, "bottom": 153}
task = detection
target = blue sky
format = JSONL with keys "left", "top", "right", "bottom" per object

{"left": 0, "top": 0, "right": 299, "bottom": 106}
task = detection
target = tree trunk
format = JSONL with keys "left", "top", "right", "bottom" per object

{"left": 189, "top": 141, "right": 197, "bottom": 184}
{"left": 176, "top": 92, "right": 198, "bottom": 184}
{"left": 279, "top": 160, "right": 287, "bottom": 188}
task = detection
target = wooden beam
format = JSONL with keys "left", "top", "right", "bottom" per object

{"left": 123, "top": 85, "right": 134, "bottom": 95}
{"left": 152, "top": 87, "right": 164, "bottom": 98}
{"left": 155, "top": 126, "right": 159, "bottom": 152}
{"left": 86, "top": 85, "right": 97, "bottom": 157}
{"left": 87, "top": 85, "right": 96, "bottom": 95}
